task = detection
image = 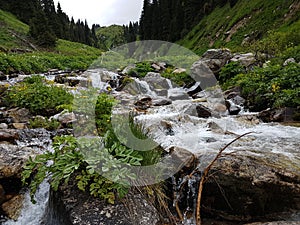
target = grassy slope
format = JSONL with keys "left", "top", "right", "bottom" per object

{"left": 0, "top": 9, "right": 29, "bottom": 50}
{"left": 179, "top": 0, "right": 300, "bottom": 54}
{"left": 0, "top": 9, "right": 102, "bottom": 74}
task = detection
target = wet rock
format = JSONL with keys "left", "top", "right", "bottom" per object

{"left": 258, "top": 108, "right": 297, "bottom": 123}
{"left": 50, "top": 177, "right": 160, "bottom": 225}
{"left": 168, "top": 146, "right": 197, "bottom": 169}
{"left": 134, "top": 96, "right": 152, "bottom": 110}
{"left": 207, "top": 121, "right": 224, "bottom": 133}
{"left": 168, "top": 89, "right": 190, "bottom": 101}
{"left": 283, "top": 58, "right": 296, "bottom": 66}
{"left": 160, "top": 120, "right": 174, "bottom": 136}
{"left": 0, "top": 123, "right": 8, "bottom": 129}
{"left": 231, "top": 53, "right": 256, "bottom": 67}
{"left": 197, "top": 154, "right": 300, "bottom": 222}
{"left": 196, "top": 105, "right": 212, "bottom": 118}
{"left": 144, "top": 72, "right": 172, "bottom": 91}
{"left": 66, "top": 76, "right": 91, "bottom": 87}
{"left": 2, "top": 194, "right": 24, "bottom": 220}
{"left": 152, "top": 97, "right": 172, "bottom": 106}
{"left": 186, "top": 82, "right": 202, "bottom": 96}
{"left": 0, "top": 130, "right": 19, "bottom": 143}
{"left": 236, "top": 114, "right": 260, "bottom": 126}
{"left": 225, "top": 100, "right": 242, "bottom": 115}
{"left": 8, "top": 108, "right": 31, "bottom": 123}
{"left": 0, "top": 144, "right": 39, "bottom": 178}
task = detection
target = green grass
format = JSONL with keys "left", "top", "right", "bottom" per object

{"left": 0, "top": 9, "right": 30, "bottom": 50}
{"left": 0, "top": 10, "right": 102, "bottom": 74}
{"left": 179, "top": 0, "right": 299, "bottom": 54}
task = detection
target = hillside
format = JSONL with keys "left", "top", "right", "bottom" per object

{"left": 179, "top": 0, "right": 300, "bottom": 54}
{"left": 0, "top": 9, "right": 101, "bottom": 74}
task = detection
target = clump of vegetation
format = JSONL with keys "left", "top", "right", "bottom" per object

{"left": 220, "top": 63, "right": 300, "bottom": 111}
{"left": 5, "top": 75, "right": 73, "bottom": 116}
{"left": 128, "top": 61, "right": 155, "bottom": 78}
{"left": 22, "top": 92, "right": 164, "bottom": 204}
{"left": 28, "top": 116, "right": 60, "bottom": 131}
{"left": 161, "top": 67, "right": 193, "bottom": 87}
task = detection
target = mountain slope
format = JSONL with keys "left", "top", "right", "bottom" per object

{"left": 0, "top": 9, "right": 102, "bottom": 74}
{"left": 179, "top": 0, "right": 300, "bottom": 54}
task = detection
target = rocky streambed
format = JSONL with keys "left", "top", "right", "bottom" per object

{"left": 0, "top": 48, "right": 300, "bottom": 225}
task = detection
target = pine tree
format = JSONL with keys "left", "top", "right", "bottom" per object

{"left": 29, "top": 6, "right": 57, "bottom": 47}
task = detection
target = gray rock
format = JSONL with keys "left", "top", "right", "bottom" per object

{"left": 152, "top": 97, "right": 172, "bottom": 106}
{"left": 196, "top": 104, "right": 212, "bottom": 118}
{"left": 122, "top": 64, "right": 136, "bottom": 75}
{"left": 49, "top": 178, "right": 160, "bottom": 225}
{"left": 168, "top": 88, "right": 190, "bottom": 101}
{"left": 225, "top": 100, "right": 242, "bottom": 115}
{"left": 0, "top": 130, "right": 19, "bottom": 143}
{"left": 283, "top": 58, "right": 296, "bottom": 66}
{"left": 190, "top": 60, "right": 217, "bottom": 89}
{"left": 0, "top": 123, "right": 8, "bottom": 129}
{"left": 194, "top": 153, "right": 300, "bottom": 222}
{"left": 8, "top": 108, "right": 31, "bottom": 123}
{"left": 190, "top": 49, "right": 232, "bottom": 84}
{"left": 231, "top": 53, "right": 256, "bottom": 67}
{"left": 0, "top": 144, "right": 39, "bottom": 178}
{"left": 144, "top": 72, "right": 172, "bottom": 91}
{"left": 55, "top": 112, "right": 76, "bottom": 125}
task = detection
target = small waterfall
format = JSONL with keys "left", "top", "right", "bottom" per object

{"left": 3, "top": 181, "right": 50, "bottom": 225}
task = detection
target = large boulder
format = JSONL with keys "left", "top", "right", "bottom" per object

{"left": 46, "top": 177, "right": 160, "bottom": 225}
{"left": 231, "top": 53, "right": 256, "bottom": 67}
{"left": 194, "top": 153, "right": 300, "bottom": 222}
{"left": 0, "top": 144, "right": 39, "bottom": 178}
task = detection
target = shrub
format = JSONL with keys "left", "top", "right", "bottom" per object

{"left": 227, "top": 63, "right": 300, "bottom": 111}
{"left": 5, "top": 75, "right": 73, "bottom": 116}
{"left": 28, "top": 116, "right": 60, "bottom": 131}
{"left": 219, "top": 61, "right": 245, "bottom": 86}
{"left": 22, "top": 92, "right": 164, "bottom": 204}
{"left": 128, "top": 62, "right": 154, "bottom": 78}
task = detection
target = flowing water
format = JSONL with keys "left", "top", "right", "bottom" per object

{"left": 3, "top": 71, "right": 300, "bottom": 224}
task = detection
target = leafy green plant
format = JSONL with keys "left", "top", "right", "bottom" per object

{"left": 128, "top": 61, "right": 155, "bottom": 78}
{"left": 161, "top": 67, "right": 193, "bottom": 86}
{"left": 28, "top": 116, "right": 61, "bottom": 131}
{"left": 219, "top": 61, "right": 245, "bottom": 86}
{"left": 226, "top": 63, "right": 300, "bottom": 111}
{"left": 22, "top": 134, "right": 143, "bottom": 204}
{"left": 5, "top": 75, "right": 73, "bottom": 116}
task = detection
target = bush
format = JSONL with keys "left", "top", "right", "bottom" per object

{"left": 219, "top": 61, "right": 245, "bottom": 86}
{"left": 128, "top": 62, "right": 154, "bottom": 78}
{"left": 5, "top": 75, "right": 73, "bottom": 116}
{"left": 28, "top": 116, "right": 60, "bottom": 131}
{"left": 227, "top": 63, "right": 300, "bottom": 111}
{"left": 161, "top": 67, "right": 193, "bottom": 87}
{"left": 22, "top": 92, "right": 164, "bottom": 204}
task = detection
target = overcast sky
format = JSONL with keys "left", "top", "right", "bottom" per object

{"left": 53, "top": 0, "right": 143, "bottom": 26}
